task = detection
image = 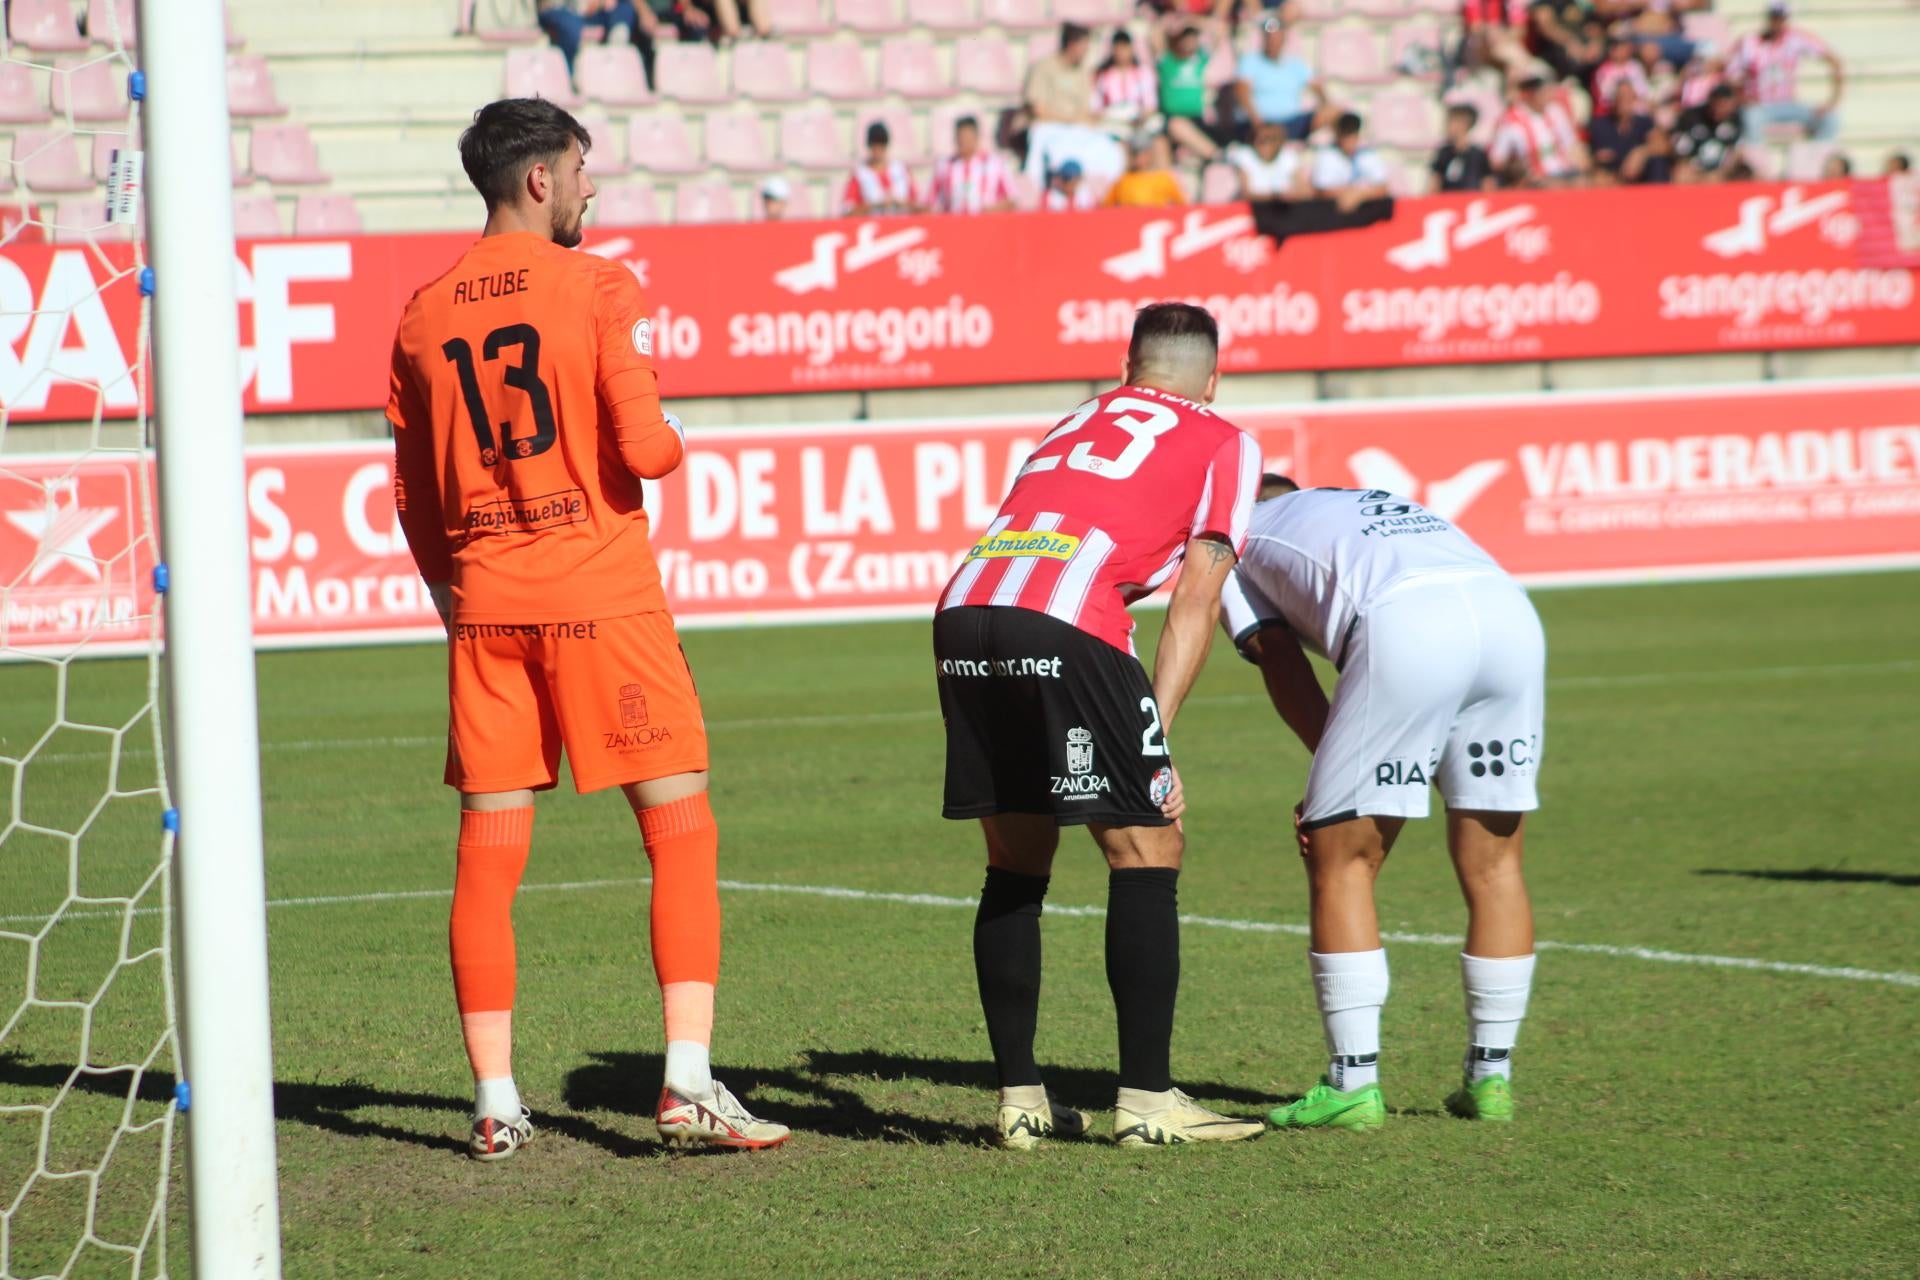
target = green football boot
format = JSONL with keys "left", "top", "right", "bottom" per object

{"left": 1445, "top": 1074, "right": 1515, "bottom": 1122}
{"left": 1266, "top": 1077, "right": 1385, "bottom": 1132}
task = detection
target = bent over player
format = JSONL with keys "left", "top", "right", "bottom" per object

{"left": 935, "top": 303, "right": 1264, "bottom": 1148}
{"left": 1223, "top": 477, "right": 1544, "bottom": 1130}
{"left": 388, "top": 98, "right": 788, "bottom": 1158}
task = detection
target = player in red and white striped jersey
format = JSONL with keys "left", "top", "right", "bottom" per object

{"left": 934, "top": 303, "right": 1265, "bottom": 1150}
{"left": 929, "top": 115, "right": 1016, "bottom": 215}
{"left": 1727, "top": 1, "right": 1842, "bottom": 142}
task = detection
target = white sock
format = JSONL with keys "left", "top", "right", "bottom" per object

{"left": 1116, "top": 1086, "right": 1176, "bottom": 1114}
{"left": 474, "top": 1075, "right": 520, "bottom": 1122}
{"left": 1461, "top": 952, "right": 1535, "bottom": 1081}
{"left": 1310, "top": 948, "right": 1389, "bottom": 1090}
{"left": 999, "top": 1084, "right": 1047, "bottom": 1110}
{"left": 664, "top": 1039, "right": 713, "bottom": 1099}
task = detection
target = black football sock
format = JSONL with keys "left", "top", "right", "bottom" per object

{"left": 973, "top": 866, "right": 1049, "bottom": 1090}
{"left": 1106, "top": 866, "right": 1180, "bottom": 1094}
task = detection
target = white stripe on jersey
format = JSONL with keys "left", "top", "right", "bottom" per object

{"left": 940, "top": 513, "right": 1010, "bottom": 608}
{"left": 1139, "top": 542, "right": 1186, "bottom": 594}
{"left": 1190, "top": 468, "right": 1215, "bottom": 539}
{"left": 989, "top": 512, "right": 1061, "bottom": 606}
{"left": 1046, "top": 526, "right": 1115, "bottom": 628}
{"left": 1228, "top": 434, "right": 1261, "bottom": 550}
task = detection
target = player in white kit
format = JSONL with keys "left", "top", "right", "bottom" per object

{"left": 1221, "top": 477, "right": 1544, "bottom": 1129}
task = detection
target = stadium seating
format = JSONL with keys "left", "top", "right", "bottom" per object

{"left": 250, "top": 124, "right": 328, "bottom": 184}
{"left": 503, "top": 46, "right": 580, "bottom": 107}
{"left": 0, "top": 64, "right": 51, "bottom": 125}
{"left": 654, "top": 44, "right": 731, "bottom": 104}
{"left": 781, "top": 109, "right": 850, "bottom": 171}
{"left": 294, "top": 192, "right": 363, "bottom": 235}
{"left": 89, "top": 128, "right": 138, "bottom": 182}
{"left": 86, "top": 0, "right": 138, "bottom": 47}
{"left": 580, "top": 115, "right": 629, "bottom": 176}
{"left": 837, "top": 0, "right": 909, "bottom": 35}
{"left": 593, "top": 183, "right": 662, "bottom": 225}
{"left": 807, "top": 41, "right": 878, "bottom": 101}
{"left": 980, "top": 0, "right": 1049, "bottom": 29}
{"left": 674, "top": 178, "right": 741, "bottom": 223}
{"left": 881, "top": 38, "right": 949, "bottom": 99}
{"left": 954, "top": 38, "right": 1020, "bottom": 96}
{"left": 51, "top": 61, "right": 126, "bottom": 123}
{"left": 226, "top": 54, "right": 287, "bottom": 117}
{"left": 9, "top": 0, "right": 88, "bottom": 52}
{"left": 908, "top": 0, "right": 980, "bottom": 33}
{"left": 575, "top": 46, "right": 654, "bottom": 106}
{"left": 233, "top": 191, "right": 284, "bottom": 236}
{"left": 733, "top": 42, "right": 807, "bottom": 102}
{"left": 12, "top": 129, "right": 94, "bottom": 192}
{"left": 1201, "top": 162, "right": 1239, "bottom": 203}
{"left": 767, "top": 0, "right": 835, "bottom": 36}
{"left": 627, "top": 114, "right": 702, "bottom": 174}
{"left": 705, "top": 111, "right": 779, "bottom": 171}
{"left": 1318, "top": 25, "right": 1391, "bottom": 84}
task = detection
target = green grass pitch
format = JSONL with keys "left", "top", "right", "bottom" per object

{"left": 2, "top": 571, "right": 1917, "bottom": 1278}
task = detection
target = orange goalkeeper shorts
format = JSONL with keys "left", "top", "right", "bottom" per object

{"left": 444, "top": 611, "right": 709, "bottom": 795}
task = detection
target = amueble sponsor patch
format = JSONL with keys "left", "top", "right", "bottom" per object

{"left": 964, "top": 530, "right": 1081, "bottom": 561}
{"left": 464, "top": 488, "right": 588, "bottom": 533}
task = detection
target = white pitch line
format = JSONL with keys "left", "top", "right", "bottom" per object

{"left": 6, "top": 874, "right": 1914, "bottom": 990}
{"left": 17, "top": 655, "right": 1916, "bottom": 765}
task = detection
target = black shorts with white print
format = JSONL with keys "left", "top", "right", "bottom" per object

{"left": 934, "top": 605, "right": 1174, "bottom": 827}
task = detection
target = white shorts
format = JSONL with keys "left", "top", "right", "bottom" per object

{"left": 1301, "top": 573, "right": 1545, "bottom": 829}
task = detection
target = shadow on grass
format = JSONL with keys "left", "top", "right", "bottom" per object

{"left": 1695, "top": 868, "right": 1920, "bottom": 887}
{"left": 566, "top": 1051, "right": 986, "bottom": 1146}
{"left": 797, "top": 1048, "right": 1285, "bottom": 1113}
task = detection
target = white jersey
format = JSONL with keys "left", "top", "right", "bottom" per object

{"left": 1221, "top": 487, "right": 1503, "bottom": 663}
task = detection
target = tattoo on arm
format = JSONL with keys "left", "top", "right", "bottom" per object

{"left": 1199, "top": 540, "right": 1236, "bottom": 567}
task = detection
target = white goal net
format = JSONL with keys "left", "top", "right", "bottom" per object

{"left": 0, "top": 6, "right": 181, "bottom": 1277}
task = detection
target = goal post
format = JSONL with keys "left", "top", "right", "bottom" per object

{"left": 139, "top": 0, "right": 284, "bottom": 1274}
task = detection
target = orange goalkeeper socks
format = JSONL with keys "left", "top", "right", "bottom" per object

{"left": 638, "top": 792, "right": 722, "bottom": 991}
{"left": 450, "top": 807, "right": 533, "bottom": 1081}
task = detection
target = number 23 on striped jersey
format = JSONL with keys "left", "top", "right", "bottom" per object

{"left": 1020, "top": 397, "right": 1180, "bottom": 482}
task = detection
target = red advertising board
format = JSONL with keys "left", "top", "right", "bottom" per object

{"left": 0, "top": 181, "right": 1913, "bottom": 425}
{"left": 3, "top": 378, "right": 1915, "bottom": 657}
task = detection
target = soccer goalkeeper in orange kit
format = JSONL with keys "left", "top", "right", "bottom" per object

{"left": 387, "top": 97, "right": 789, "bottom": 1159}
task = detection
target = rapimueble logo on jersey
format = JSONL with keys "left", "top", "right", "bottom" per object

{"left": 632, "top": 318, "right": 653, "bottom": 357}
{"left": 1053, "top": 726, "right": 1110, "bottom": 800}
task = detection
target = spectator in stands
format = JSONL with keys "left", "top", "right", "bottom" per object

{"left": 842, "top": 121, "right": 922, "bottom": 216}
{"left": 1490, "top": 69, "right": 1587, "bottom": 186}
{"left": 1672, "top": 83, "right": 1750, "bottom": 181}
{"left": 1430, "top": 103, "right": 1495, "bottom": 192}
{"left": 1615, "top": 0, "right": 1703, "bottom": 68}
{"left": 1026, "top": 22, "right": 1099, "bottom": 128}
{"left": 1160, "top": 24, "right": 1233, "bottom": 163}
{"left": 932, "top": 116, "right": 1017, "bottom": 214}
{"left": 1728, "top": 2, "right": 1842, "bottom": 144}
{"left": 1226, "top": 122, "right": 1308, "bottom": 199}
{"left": 1310, "top": 112, "right": 1390, "bottom": 210}
{"left": 1459, "top": 0, "right": 1530, "bottom": 81}
{"left": 1637, "top": 39, "right": 1680, "bottom": 107}
{"left": 1105, "top": 133, "right": 1187, "bottom": 207}
{"left": 1678, "top": 53, "right": 1725, "bottom": 112}
{"left": 673, "top": 0, "right": 769, "bottom": 44}
{"left": 1590, "top": 35, "right": 1651, "bottom": 118}
{"left": 1044, "top": 159, "right": 1098, "bottom": 210}
{"left": 538, "top": 0, "right": 642, "bottom": 75}
{"left": 1095, "top": 31, "right": 1161, "bottom": 140}
{"left": 1886, "top": 152, "right": 1913, "bottom": 176}
{"left": 1524, "top": 0, "right": 1603, "bottom": 84}
{"left": 1588, "top": 80, "right": 1670, "bottom": 183}
{"left": 1234, "top": 16, "right": 1335, "bottom": 141}
{"left": 1821, "top": 151, "right": 1852, "bottom": 179}
{"left": 759, "top": 177, "right": 790, "bottom": 221}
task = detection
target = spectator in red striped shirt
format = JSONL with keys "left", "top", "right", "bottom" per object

{"left": 932, "top": 116, "right": 1017, "bottom": 215}
{"left": 841, "top": 121, "right": 924, "bottom": 217}
{"left": 1489, "top": 69, "right": 1588, "bottom": 186}
{"left": 1589, "top": 35, "right": 1651, "bottom": 117}
{"left": 1727, "top": 1, "right": 1843, "bottom": 143}
{"left": 1094, "top": 31, "right": 1161, "bottom": 139}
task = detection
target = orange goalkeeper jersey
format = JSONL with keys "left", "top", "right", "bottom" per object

{"left": 387, "top": 231, "right": 682, "bottom": 624}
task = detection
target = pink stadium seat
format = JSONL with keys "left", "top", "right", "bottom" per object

{"left": 806, "top": 41, "right": 876, "bottom": 101}
{"left": 10, "top": 0, "right": 89, "bottom": 51}
{"left": 52, "top": 60, "right": 126, "bottom": 122}
{"left": 250, "top": 124, "right": 329, "bottom": 184}
{"left": 1008, "top": 170, "right": 1041, "bottom": 211}
{"left": 575, "top": 45, "right": 653, "bottom": 105}
{"left": 504, "top": 46, "right": 581, "bottom": 106}
{"left": 1389, "top": 24, "right": 1446, "bottom": 81}
{"left": 908, "top": 0, "right": 979, "bottom": 31}
{"left": 653, "top": 43, "right": 728, "bottom": 103}
{"left": 765, "top": 0, "right": 833, "bottom": 35}
{"left": 674, "top": 179, "right": 740, "bottom": 224}
{"left": 594, "top": 183, "right": 662, "bottom": 225}
{"left": 0, "top": 64, "right": 51, "bottom": 124}
{"left": 1368, "top": 88, "right": 1440, "bottom": 150}
{"left": 226, "top": 54, "right": 286, "bottom": 116}
{"left": 1348, "top": 0, "right": 1412, "bottom": 16}
{"left": 579, "top": 114, "right": 629, "bottom": 176}
{"left": 1024, "top": 31, "right": 1055, "bottom": 67}
{"left": 12, "top": 130, "right": 95, "bottom": 192}
{"left": 981, "top": 0, "right": 1049, "bottom": 28}
{"left": 90, "top": 127, "right": 139, "bottom": 182}
{"left": 627, "top": 114, "right": 701, "bottom": 174}
{"left": 1052, "top": 0, "right": 1121, "bottom": 23}
{"left": 1409, "top": 0, "right": 1458, "bottom": 12}
{"left": 1201, "top": 162, "right": 1238, "bottom": 203}
{"left": 86, "top": 0, "right": 136, "bottom": 46}
{"left": 232, "top": 192, "right": 284, "bottom": 237}
{"left": 837, "top": 0, "right": 907, "bottom": 33}
{"left": 780, "top": 108, "right": 848, "bottom": 171}
{"left": 294, "top": 193, "right": 362, "bottom": 235}
{"left": 1318, "top": 26, "right": 1389, "bottom": 83}
{"left": 1378, "top": 150, "right": 1418, "bottom": 197}
{"left": 861, "top": 104, "right": 922, "bottom": 162}
{"left": 954, "top": 37, "right": 1019, "bottom": 95}
{"left": 881, "top": 38, "right": 948, "bottom": 98}
{"left": 1682, "top": 11, "right": 1731, "bottom": 50}
{"left": 732, "top": 42, "right": 805, "bottom": 101}
{"left": 51, "top": 196, "right": 125, "bottom": 242}
{"left": 1293, "top": 0, "right": 1338, "bottom": 19}
{"left": 704, "top": 111, "right": 777, "bottom": 172}
{"left": 1785, "top": 141, "right": 1838, "bottom": 182}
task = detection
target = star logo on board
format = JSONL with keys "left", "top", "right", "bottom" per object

{"left": 4, "top": 479, "right": 119, "bottom": 583}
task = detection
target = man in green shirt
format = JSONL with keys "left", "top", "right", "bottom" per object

{"left": 1158, "top": 26, "right": 1238, "bottom": 163}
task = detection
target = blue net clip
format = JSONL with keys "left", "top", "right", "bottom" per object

{"left": 162, "top": 808, "right": 180, "bottom": 833}
{"left": 151, "top": 562, "right": 169, "bottom": 594}
{"left": 128, "top": 70, "right": 146, "bottom": 102}
{"left": 138, "top": 267, "right": 155, "bottom": 297}
{"left": 174, "top": 1081, "right": 191, "bottom": 1113}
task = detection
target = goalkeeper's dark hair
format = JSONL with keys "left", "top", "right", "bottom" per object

{"left": 460, "top": 98, "right": 592, "bottom": 210}
{"left": 1259, "top": 473, "right": 1300, "bottom": 500}
{"left": 1127, "top": 302, "right": 1219, "bottom": 376}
